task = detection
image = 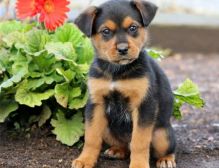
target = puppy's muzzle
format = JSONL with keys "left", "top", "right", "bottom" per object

{"left": 117, "top": 43, "right": 129, "bottom": 56}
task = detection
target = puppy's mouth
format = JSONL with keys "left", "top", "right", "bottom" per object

{"left": 114, "top": 58, "right": 136, "bottom": 65}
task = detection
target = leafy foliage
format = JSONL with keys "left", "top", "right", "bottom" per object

{"left": 51, "top": 110, "right": 84, "bottom": 146}
{"left": 0, "top": 21, "right": 93, "bottom": 145}
{"left": 173, "top": 79, "right": 205, "bottom": 119}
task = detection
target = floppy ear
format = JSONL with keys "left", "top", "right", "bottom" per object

{"left": 132, "top": 0, "right": 158, "bottom": 27}
{"left": 74, "top": 6, "right": 98, "bottom": 37}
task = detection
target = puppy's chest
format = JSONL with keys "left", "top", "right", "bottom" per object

{"left": 88, "top": 77, "right": 149, "bottom": 108}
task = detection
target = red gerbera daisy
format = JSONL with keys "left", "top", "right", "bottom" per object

{"left": 16, "top": 0, "right": 70, "bottom": 31}
{"left": 16, "top": 0, "right": 42, "bottom": 19}
{"left": 39, "top": 0, "right": 70, "bottom": 31}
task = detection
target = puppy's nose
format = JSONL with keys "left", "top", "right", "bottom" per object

{"left": 117, "top": 43, "right": 128, "bottom": 55}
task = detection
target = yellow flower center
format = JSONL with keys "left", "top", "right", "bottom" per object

{"left": 44, "top": 0, "right": 55, "bottom": 13}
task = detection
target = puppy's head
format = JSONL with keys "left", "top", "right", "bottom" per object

{"left": 75, "top": 0, "right": 157, "bottom": 65}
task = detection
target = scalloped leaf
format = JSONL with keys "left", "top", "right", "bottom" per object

{"left": 0, "top": 70, "right": 27, "bottom": 93}
{"left": 173, "top": 79, "right": 205, "bottom": 119}
{"left": 53, "top": 23, "right": 84, "bottom": 48}
{"left": 55, "top": 82, "right": 81, "bottom": 108}
{"left": 2, "top": 31, "right": 26, "bottom": 48}
{"left": 0, "top": 99, "right": 19, "bottom": 123}
{"left": 76, "top": 38, "right": 94, "bottom": 64}
{"left": 24, "top": 30, "right": 49, "bottom": 55}
{"left": 15, "top": 81, "right": 54, "bottom": 107}
{"left": 45, "top": 42, "right": 77, "bottom": 61}
{"left": 69, "top": 89, "right": 88, "bottom": 110}
{"left": 38, "top": 105, "right": 52, "bottom": 127}
{"left": 51, "top": 110, "right": 84, "bottom": 146}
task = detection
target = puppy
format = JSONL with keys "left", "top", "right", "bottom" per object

{"left": 72, "top": 0, "right": 176, "bottom": 168}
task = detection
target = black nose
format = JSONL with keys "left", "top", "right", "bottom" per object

{"left": 117, "top": 43, "right": 128, "bottom": 55}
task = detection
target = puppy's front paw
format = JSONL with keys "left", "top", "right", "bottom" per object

{"left": 72, "top": 159, "right": 93, "bottom": 168}
{"left": 156, "top": 154, "right": 176, "bottom": 168}
{"left": 129, "top": 162, "right": 150, "bottom": 168}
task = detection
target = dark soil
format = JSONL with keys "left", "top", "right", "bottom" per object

{"left": 0, "top": 53, "right": 218, "bottom": 168}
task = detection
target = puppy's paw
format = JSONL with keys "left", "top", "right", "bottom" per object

{"left": 72, "top": 159, "right": 93, "bottom": 168}
{"left": 156, "top": 154, "right": 176, "bottom": 168}
{"left": 104, "top": 146, "right": 128, "bottom": 159}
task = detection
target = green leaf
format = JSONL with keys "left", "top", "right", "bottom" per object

{"left": 24, "top": 30, "right": 49, "bottom": 55}
{"left": 76, "top": 38, "right": 94, "bottom": 64}
{"left": 173, "top": 99, "right": 183, "bottom": 120}
{"left": 147, "top": 49, "right": 165, "bottom": 61}
{"left": 2, "top": 31, "right": 26, "bottom": 48}
{"left": 53, "top": 23, "right": 84, "bottom": 48}
{"left": 0, "top": 21, "right": 33, "bottom": 35}
{"left": 15, "top": 81, "right": 54, "bottom": 107}
{"left": 38, "top": 105, "right": 52, "bottom": 127}
{"left": 175, "top": 95, "right": 204, "bottom": 108}
{"left": 174, "top": 79, "right": 200, "bottom": 97}
{"left": 69, "top": 89, "right": 88, "bottom": 110}
{"left": 26, "top": 74, "right": 63, "bottom": 90}
{"left": 0, "top": 49, "right": 11, "bottom": 72}
{"left": 0, "top": 99, "right": 19, "bottom": 123}
{"left": 55, "top": 82, "right": 81, "bottom": 108}
{"left": 55, "top": 83, "right": 69, "bottom": 108}
{"left": 45, "top": 42, "right": 77, "bottom": 61}
{"left": 0, "top": 70, "right": 27, "bottom": 92}
{"left": 51, "top": 110, "right": 84, "bottom": 146}
{"left": 173, "top": 79, "right": 205, "bottom": 119}
{"left": 56, "top": 68, "right": 75, "bottom": 82}
{"left": 28, "top": 53, "right": 58, "bottom": 76}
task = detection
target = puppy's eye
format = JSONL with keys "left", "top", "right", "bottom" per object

{"left": 101, "top": 28, "right": 111, "bottom": 37}
{"left": 129, "top": 25, "right": 138, "bottom": 33}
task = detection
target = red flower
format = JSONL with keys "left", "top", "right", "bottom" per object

{"left": 39, "top": 0, "right": 70, "bottom": 31}
{"left": 16, "top": 0, "right": 70, "bottom": 31}
{"left": 16, "top": 0, "right": 41, "bottom": 19}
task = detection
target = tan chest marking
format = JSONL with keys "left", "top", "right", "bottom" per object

{"left": 88, "top": 77, "right": 149, "bottom": 108}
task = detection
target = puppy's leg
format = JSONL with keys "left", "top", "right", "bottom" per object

{"left": 72, "top": 104, "right": 107, "bottom": 168}
{"left": 129, "top": 109, "right": 154, "bottom": 168}
{"left": 103, "top": 129, "right": 128, "bottom": 159}
{"left": 152, "top": 126, "right": 176, "bottom": 168}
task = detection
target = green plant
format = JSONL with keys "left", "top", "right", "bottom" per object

{"left": 148, "top": 50, "right": 205, "bottom": 119}
{"left": 0, "top": 21, "right": 93, "bottom": 145}
{"left": 0, "top": 21, "right": 204, "bottom": 146}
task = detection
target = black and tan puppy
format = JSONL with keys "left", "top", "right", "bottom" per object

{"left": 72, "top": 0, "right": 176, "bottom": 168}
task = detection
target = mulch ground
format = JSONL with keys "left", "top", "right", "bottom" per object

{"left": 0, "top": 53, "right": 219, "bottom": 168}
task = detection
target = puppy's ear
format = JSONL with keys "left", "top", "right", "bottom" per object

{"left": 132, "top": 0, "right": 158, "bottom": 27}
{"left": 74, "top": 6, "right": 98, "bottom": 37}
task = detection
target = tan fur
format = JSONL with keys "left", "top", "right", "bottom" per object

{"left": 72, "top": 104, "right": 107, "bottom": 168}
{"left": 122, "top": 16, "right": 141, "bottom": 29}
{"left": 130, "top": 109, "right": 154, "bottom": 168}
{"left": 152, "top": 128, "right": 170, "bottom": 158}
{"left": 128, "top": 28, "right": 148, "bottom": 59}
{"left": 116, "top": 77, "right": 149, "bottom": 109}
{"left": 103, "top": 128, "right": 125, "bottom": 147}
{"left": 88, "top": 78, "right": 111, "bottom": 103}
{"left": 99, "top": 20, "right": 117, "bottom": 32}
{"left": 92, "top": 34, "right": 117, "bottom": 62}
